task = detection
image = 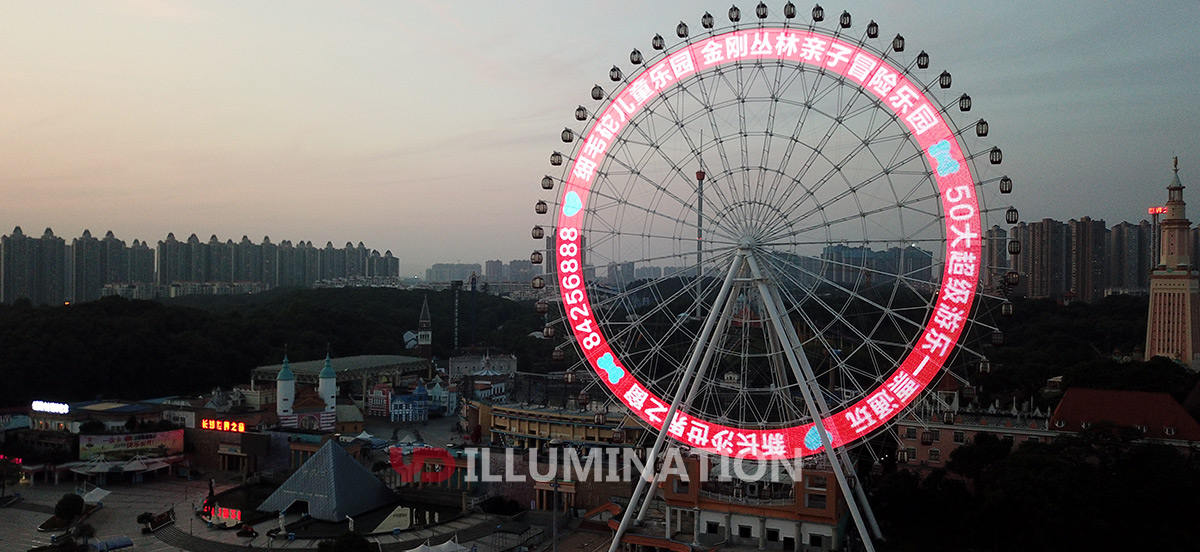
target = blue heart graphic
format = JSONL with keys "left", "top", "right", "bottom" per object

{"left": 596, "top": 353, "right": 625, "bottom": 384}
{"left": 562, "top": 191, "right": 583, "bottom": 217}
{"left": 804, "top": 425, "right": 825, "bottom": 451}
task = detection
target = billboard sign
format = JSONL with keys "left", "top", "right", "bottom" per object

{"left": 79, "top": 429, "right": 184, "bottom": 460}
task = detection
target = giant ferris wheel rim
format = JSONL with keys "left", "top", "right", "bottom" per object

{"left": 541, "top": 20, "right": 989, "bottom": 460}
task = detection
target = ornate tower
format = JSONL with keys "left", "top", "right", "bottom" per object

{"left": 276, "top": 355, "right": 295, "bottom": 416}
{"left": 418, "top": 296, "right": 433, "bottom": 378}
{"left": 319, "top": 351, "right": 337, "bottom": 413}
{"left": 1145, "top": 158, "right": 1200, "bottom": 369}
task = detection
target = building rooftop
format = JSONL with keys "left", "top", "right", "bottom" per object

{"left": 1049, "top": 388, "right": 1200, "bottom": 441}
{"left": 251, "top": 354, "right": 428, "bottom": 383}
{"left": 73, "top": 400, "right": 158, "bottom": 414}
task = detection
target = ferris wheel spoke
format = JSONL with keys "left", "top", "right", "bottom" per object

{"left": 743, "top": 251, "right": 840, "bottom": 425}
{"left": 762, "top": 124, "right": 924, "bottom": 240}
{"left": 594, "top": 154, "right": 701, "bottom": 227}
{"left": 785, "top": 81, "right": 875, "bottom": 189}
{"left": 762, "top": 97, "right": 914, "bottom": 211}
{"left": 772, "top": 281, "right": 907, "bottom": 391}
{"left": 762, "top": 187, "right": 940, "bottom": 246}
{"left": 770, "top": 249, "right": 940, "bottom": 291}
{"left": 591, "top": 253, "right": 742, "bottom": 384}
{"left": 590, "top": 265, "right": 724, "bottom": 336}
{"left": 764, "top": 249, "right": 931, "bottom": 336}
{"left": 758, "top": 69, "right": 831, "bottom": 219}
{"left": 693, "top": 73, "right": 741, "bottom": 207}
{"left": 620, "top": 97, "right": 751, "bottom": 239}
{"left": 760, "top": 252, "right": 923, "bottom": 374}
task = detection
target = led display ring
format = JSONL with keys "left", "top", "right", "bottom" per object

{"left": 555, "top": 28, "right": 979, "bottom": 459}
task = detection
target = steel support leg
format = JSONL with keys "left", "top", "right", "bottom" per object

{"left": 746, "top": 252, "right": 877, "bottom": 552}
{"left": 606, "top": 251, "right": 745, "bottom": 552}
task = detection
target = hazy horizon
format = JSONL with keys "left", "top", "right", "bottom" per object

{"left": 3, "top": 1, "right": 1198, "bottom": 276}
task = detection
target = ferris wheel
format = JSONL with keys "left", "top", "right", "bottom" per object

{"left": 531, "top": 3, "right": 1016, "bottom": 548}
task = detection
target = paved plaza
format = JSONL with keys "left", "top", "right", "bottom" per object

{"left": 0, "top": 474, "right": 546, "bottom": 552}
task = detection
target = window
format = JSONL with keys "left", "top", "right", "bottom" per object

{"left": 1027, "top": 436, "right": 1040, "bottom": 443}
{"left": 904, "top": 427, "right": 917, "bottom": 440}
{"left": 706, "top": 522, "right": 720, "bottom": 534}
{"left": 738, "top": 525, "right": 752, "bottom": 538}
{"left": 806, "top": 493, "right": 827, "bottom": 509}
{"left": 809, "top": 535, "right": 824, "bottom": 548}
{"left": 1166, "top": 427, "right": 1177, "bottom": 436}
{"left": 767, "top": 529, "right": 780, "bottom": 542}
{"left": 1001, "top": 434, "right": 1014, "bottom": 446}
{"left": 928, "top": 449, "right": 941, "bottom": 463}
{"left": 806, "top": 475, "right": 828, "bottom": 491}
{"left": 673, "top": 479, "right": 689, "bottom": 494}
{"left": 953, "top": 431, "right": 965, "bottom": 444}
{"left": 929, "top": 429, "right": 941, "bottom": 442}
{"left": 906, "top": 447, "right": 917, "bottom": 461}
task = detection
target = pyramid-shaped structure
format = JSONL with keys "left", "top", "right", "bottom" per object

{"left": 258, "top": 439, "right": 397, "bottom": 521}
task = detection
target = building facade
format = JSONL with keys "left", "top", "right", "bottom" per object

{"left": 1145, "top": 159, "right": 1200, "bottom": 367}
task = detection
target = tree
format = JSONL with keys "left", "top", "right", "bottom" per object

{"left": 946, "top": 432, "right": 1012, "bottom": 482}
{"left": 74, "top": 522, "right": 96, "bottom": 546}
{"left": 0, "top": 456, "right": 19, "bottom": 497}
{"left": 54, "top": 493, "right": 84, "bottom": 522}
{"left": 79, "top": 419, "right": 105, "bottom": 434}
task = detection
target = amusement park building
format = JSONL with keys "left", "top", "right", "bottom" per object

{"left": 894, "top": 386, "right": 1200, "bottom": 474}
{"left": 250, "top": 354, "right": 430, "bottom": 401}
{"left": 652, "top": 454, "right": 841, "bottom": 552}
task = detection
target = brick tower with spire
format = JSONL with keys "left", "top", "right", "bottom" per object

{"left": 418, "top": 295, "right": 433, "bottom": 378}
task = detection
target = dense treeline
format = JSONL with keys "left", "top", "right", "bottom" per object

{"left": 972, "top": 294, "right": 1198, "bottom": 407}
{"left": 0, "top": 288, "right": 550, "bottom": 407}
{"left": 873, "top": 430, "right": 1200, "bottom": 551}
{"left": 2, "top": 290, "right": 1187, "bottom": 409}
{"left": 870, "top": 294, "right": 1200, "bottom": 550}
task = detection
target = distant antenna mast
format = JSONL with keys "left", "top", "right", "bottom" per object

{"left": 452, "top": 280, "right": 462, "bottom": 352}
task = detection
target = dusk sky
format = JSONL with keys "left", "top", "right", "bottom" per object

{"left": 3, "top": 1, "right": 1198, "bottom": 277}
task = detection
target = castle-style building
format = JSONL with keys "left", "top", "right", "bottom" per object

{"left": 275, "top": 354, "right": 338, "bottom": 431}
{"left": 1145, "top": 158, "right": 1200, "bottom": 368}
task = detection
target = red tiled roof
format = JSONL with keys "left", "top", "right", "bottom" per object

{"left": 1049, "top": 388, "right": 1200, "bottom": 441}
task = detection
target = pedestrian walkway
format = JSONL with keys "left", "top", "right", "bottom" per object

{"left": 157, "top": 525, "right": 252, "bottom": 551}
{"left": 2, "top": 477, "right": 550, "bottom": 552}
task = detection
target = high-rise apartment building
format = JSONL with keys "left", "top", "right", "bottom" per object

{"left": 1, "top": 227, "right": 36, "bottom": 303}
{"left": 1108, "top": 221, "right": 1151, "bottom": 293}
{"left": 1069, "top": 216, "right": 1108, "bottom": 302}
{"left": 3, "top": 228, "right": 402, "bottom": 302}
{"left": 982, "top": 225, "right": 1009, "bottom": 293}
{"left": 36, "top": 229, "right": 66, "bottom": 306}
{"left": 1012, "top": 219, "right": 1070, "bottom": 299}
{"left": 485, "top": 260, "right": 506, "bottom": 282}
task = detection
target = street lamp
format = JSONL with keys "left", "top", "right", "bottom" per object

{"left": 549, "top": 438, "right": 564, "bottom": 552}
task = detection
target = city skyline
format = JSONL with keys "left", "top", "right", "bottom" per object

{"left": 3, "top": 1, "right": 1198, "bottom": 276}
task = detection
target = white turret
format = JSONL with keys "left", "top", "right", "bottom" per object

{"left": 319, "top": 352, "right": 337, "bottom": 412}
{"left": 276, "top": 355, "right": 296, "bottom": 416}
